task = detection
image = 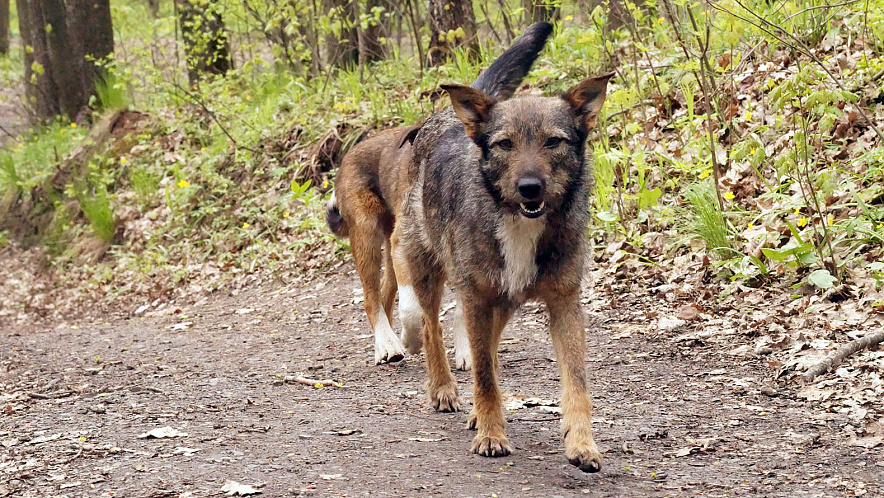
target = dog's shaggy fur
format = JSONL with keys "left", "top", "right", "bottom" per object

{"left": 393, "top": 67, "right": 613, "bottom": 471}
{"left": 326, "top": 23, "right": 554, "bottom": 366}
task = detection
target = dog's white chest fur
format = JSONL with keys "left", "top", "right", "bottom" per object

{"left": 496, "top": 216, "right": 544, "bottom": 296}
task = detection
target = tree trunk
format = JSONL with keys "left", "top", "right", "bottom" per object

{"left": 359, "top": 0, "right": 386, "bottom": 64}
{"left": 427, "top": 0, "right": 477, "bottom": 66}
{"left": 41, "top": 0, "right": 83, "bottom": 118}
{"left": 19, "top": 0, "right": 61, "bottom": 119}
{"left": 16, "top": 0, "right": 114, "bottom": 120}
{"left": 0, "top": 0, "right": 9, "bottom": 55}
{"left": 177, "top": 0, "right": 232, "bottom": 84}
{"left": 522, "top": 0, "right": 559, "bottom": 23}
{"left": 67, "top": 0, "right": 114, "bottom": 95}
{"left": 324, "top": 0, "right": 358, "bottom": 68}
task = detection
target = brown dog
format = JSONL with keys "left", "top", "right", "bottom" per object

{"left": 325, "top": 125, "right": 426, "bottom": 364}
{"left": 326, "top": 23, "right": 554, "bottom": 367}
{"left": 393, "top": 70, "right": 613, "bottom": 472}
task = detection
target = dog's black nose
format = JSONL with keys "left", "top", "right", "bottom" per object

{"left": 517, "top": 177, "right": 544, "bottom": 200}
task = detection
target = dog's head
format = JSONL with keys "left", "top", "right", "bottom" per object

{"left": 441, "top": 73, "right": 612, "bottom": 219}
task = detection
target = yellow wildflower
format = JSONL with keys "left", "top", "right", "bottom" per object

{"left": 827, "top": 215, "right": 834, "bottom": 226}
{"left": 178, "top": 179, "right": 190, "bottom": 188}
{"left": 724, "top": 192, "right": 735, "bottom": 200}
{"left": 200, "top": 147, "right": 206, "bottom": 153}
{"left": 283, "top": 211, "right": 290, "bottom": 218}
{"left": 798, "top": 216, "right": 808, "bottom": 227}
{"left": 243, "top": 222, "right": 250, "bottom": 228}
{"left": 743, "top": 110, "right": 751, "bottom": 121}
{"left": 699, "top": 170, "right": 710, "bottom": 179}
{"left": 793, "top": 207, "right": 800, "bottom": 215}
{"left": 120, "top": 157, "right": 127, "bottom": 164}
{"left": 565, "top": 15, "right": 573, "bottom": 21}
{"left": 70, "top": 123, "right": 77, "bottom": 128}
{"left": 748, "top": 222, "right": 754, "bottom": 230}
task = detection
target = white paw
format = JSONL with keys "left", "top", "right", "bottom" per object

{"left": 398, "top": 285, "right": 423, "bottom": 355}
{"left": 374, "top": 307, "right": 406, "bottom": 364}
{"left": 452, "top": 298, "right": 471, "bottom": 371}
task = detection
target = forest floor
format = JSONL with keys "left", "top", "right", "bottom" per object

{"left": 2, "top": 261, "right": 882, "bottom": 498}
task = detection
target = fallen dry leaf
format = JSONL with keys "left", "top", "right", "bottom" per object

{"left": 676, "top": 303, "right": 703, "bottom": 320}
{"left": 137, "top": 427, "right": 189, "bottom": 439}
{"left": 849, "top": 436, "right": 883, "bottom": 449}
{"left": 221, "top": 480, "right": 262, "bottom": 496}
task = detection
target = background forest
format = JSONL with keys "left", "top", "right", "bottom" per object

{"left": 0, "top": 0, "right": 883, "bottom": 325}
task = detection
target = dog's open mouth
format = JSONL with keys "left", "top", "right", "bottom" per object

{"left": 519, "top": 201, "right": 546, "bottom": 218}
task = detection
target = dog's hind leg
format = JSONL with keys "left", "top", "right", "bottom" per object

{"left": 380, "top": 237, "right": 397, "bottom": 326}
{"left": 350, "top": 220, "right": 406, "bottom": 364}
{"left": 464, "top": 298, "right": 514, "bottom": 457}
{"left": 391, "top": 233, "right": 423, "bottom": 355}
{"left": 546, "top": 291, "right": 602, "bottom": 473}
{"left": 452, "top": 297, "right": 472, "bottom": 371}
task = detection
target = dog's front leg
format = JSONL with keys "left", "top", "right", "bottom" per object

{"left": 463, "top": 297, "right": 513, "bottom": 457}
{"left": 547, "top": 292, "right": 602, "bottom": 473}
{"left": 415, "top": 275, "right": 460, "bottom": 412}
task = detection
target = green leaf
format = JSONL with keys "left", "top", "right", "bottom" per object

{"left": 808, "top": 269, "right": 837, "bottom": 289}
{"left": 761, "top": 247, "right": 790, "bottom": 262}
{"left": 597, "top": 211, "right": 618, "bottom": 222}
{"left": 637, "top": 187, "right": 661, "bottom": 210}
{"left": 761, "top": 242, "right": 814, "bottom": 262}
{"left": 797, "top": 252, "right": 818, "bottom": 265}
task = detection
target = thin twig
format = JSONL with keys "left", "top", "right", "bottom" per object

{"left": 0, "top": 124, "right": 16, "bottom": 139}
{"left": 288, "top": 376, "right": 337, "bottom": 387}
{"left": 803, "top": 330, "right": 884, "bottom": 383}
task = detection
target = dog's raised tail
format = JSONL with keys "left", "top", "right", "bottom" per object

{"left": 326, "top": 191, "right": 349, "bottom": 238}
{"left": 470, "top": 22, "right": 554, "bottom": 100}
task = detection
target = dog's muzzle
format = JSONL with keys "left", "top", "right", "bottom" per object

{"left": 516, "top": 177, "right": 546, "bottom": 218}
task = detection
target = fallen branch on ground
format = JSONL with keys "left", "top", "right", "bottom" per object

{"left": 287, "top": 376, "right": 337, "bottom": 387}
{"left": 802, "top": 330, "right": 884, "bottom": 383}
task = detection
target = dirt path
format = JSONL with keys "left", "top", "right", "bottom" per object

{"left": 1, "top": 264, "right": 880, "bottom": 497}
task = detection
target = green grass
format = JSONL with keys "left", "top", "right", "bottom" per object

{"left": 684, "top": 182, "right": 733, "bottom": 257}
{"left": 78, "top": 182, "right": 116, "bottom": 244}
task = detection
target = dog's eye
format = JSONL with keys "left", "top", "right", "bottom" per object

{"left": 543, "top": 137, "right": 565, "bottom": 149}
{"left": 495, "top": 139, "right": 513, "bottom": 151}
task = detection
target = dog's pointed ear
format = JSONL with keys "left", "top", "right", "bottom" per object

{"left": 441, "top": 84, "right": 497, "bottom": 142}
{"left": 562, "top": 72, "right": 614, "bottom": 132}
{"left": 397, "top": 124, "right": 422, "bottom": 149}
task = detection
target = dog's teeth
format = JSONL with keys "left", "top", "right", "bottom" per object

{"left": 520, "top": 202, "right": 545, "bottom": 214}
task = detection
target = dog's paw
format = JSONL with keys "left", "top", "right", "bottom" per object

{"left": 564, "top": 434, "right": 603, "bottom": 473}
{"left": 471, "top": 433, "right": 512, "bottom": 457}
{"left": 466, "top": 410, "right": 478, "bottom": 430}
{"left": 374, "top": 332, "right": 406, "bottom": 364}
{"left": 428, "top": 382, "right": 461, "bottom": 412}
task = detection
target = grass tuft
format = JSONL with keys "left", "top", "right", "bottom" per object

{"left": 684, "top": 181, "right": 732, "bottom": 256}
